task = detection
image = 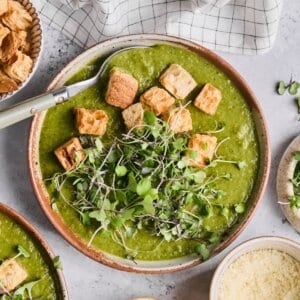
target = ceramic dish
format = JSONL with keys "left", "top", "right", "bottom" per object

{"left": 277, "top": 134, "right": 300, "bottom": 233}
{"left": 0, "top": 202, "right": 68, "bottom": 299}
{"left": 0, "top": 0, "right": 42, "bottom": 101}
{"left": 210, "top": 236, "right": 300, "bottom": 300}
{"left": 28, "top": 34, "right": 270, "bottom": 273}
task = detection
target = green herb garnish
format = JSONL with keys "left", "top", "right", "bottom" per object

{"left": 53, "top": 256, "right": 62, "bottom": 270}
{"left": 289, "top": 153, "right": 300, "bottom": 209}
{"left": 50, "top": 113, "right": 245, "bottom": 257}
{"left": 0, "top": 279, "right": 41, "bottom": 300}
{"left": 277, "top": 79, "right": 300, "bottom": 114}
{"left": 277, "top": 81, "right": 287, "bottom": 95}
{"left": 195, "top": 243, "right": 210, "bottom": 261}
{"left": 12, "top": 245, "right": 30, "bottom": 260}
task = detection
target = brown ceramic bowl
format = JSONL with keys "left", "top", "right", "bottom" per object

{"left": 0, "top": 203, "right": 68, "bottom": 298}
{"left": 28, "top": 34, "right": 271, "bottom": 273}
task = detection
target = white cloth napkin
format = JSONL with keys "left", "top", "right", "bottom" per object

{"left": 33, "top": 0, "right": 282, "bottom": 55}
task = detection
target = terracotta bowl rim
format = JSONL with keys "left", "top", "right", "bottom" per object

{"left": 0, "top": 202, "right": 68, "bottom": 299}
{"left": 28, "top": 33, "right": 271, "bottom": 274}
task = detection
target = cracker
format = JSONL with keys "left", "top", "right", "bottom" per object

{"left": 16, "top": 30, "right": 30, "bottom": 53}
{"left": 122, "top": 102, "right": 144, "bottom": 130}
{"left": 0, "top": 70, "right": 17, "bottom": 93}
{"left": 3, "top": 50, "right": 32, "bottom": 82}
{"left": 0, "top": 31, "right": 20, "bottom": 62}
{"left": 2, "top": 0, "right": 32, "bottom": 31}
{"left": 163, "top": 107, "right": 193, "bottom": 133}
{"left": 0, "top": 23, "right": 10, "bottom": 48}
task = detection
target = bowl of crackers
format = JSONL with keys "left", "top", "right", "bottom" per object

{"left": 0, "top": 0, "right": 42, "bottom": 100}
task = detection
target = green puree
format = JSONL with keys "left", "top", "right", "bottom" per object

{"left": 39, "top": 45, "right": 258, "bottom": 260}
{"left": 0, "top": 212, "right": 58, "bottom": 299}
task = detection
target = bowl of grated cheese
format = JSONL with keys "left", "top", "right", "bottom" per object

{"left": 210, "top": 236, "right": 300, "bottom": 300}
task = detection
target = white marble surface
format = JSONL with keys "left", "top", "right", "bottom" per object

{"left": 0, "top": 2, "right": 300, "bottom": 300}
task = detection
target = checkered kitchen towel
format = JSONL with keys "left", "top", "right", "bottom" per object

{"left": 33, "top": 0, "right": 282, "bottom": 55}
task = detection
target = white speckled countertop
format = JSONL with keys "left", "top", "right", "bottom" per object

{"left": 0, "top": 2, "right": 299, "bottom": 300}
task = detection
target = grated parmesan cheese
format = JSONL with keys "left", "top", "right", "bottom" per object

{"left": 218, "top": 249, "right": 300, "bottom": 300}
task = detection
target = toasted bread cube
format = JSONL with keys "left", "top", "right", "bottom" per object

{"left": 163, "top": 107, "right": 193, "bottom": 133}
{"left": 186, "top": 134, "right": 217, "bottom": 168}
{"left": 194, "top": 83, "right": 222, "bottom": 115}
{"left": 54, "top": 137, "right": 85, "bottom": 171}
{"left": 106, "top": 69, "right": 138, "bottom": 109}
{"left": 2, "top": 0, "right": 32, "bottom": 31}
{"left": 140, "top": 87, "right": 175, "bottom": 116}
{"left": 0, "top": 259, "right": 28, "bottom": 291}
{"left": 75, "top": 108, "right": 108, "bottom": 136}
{"left": 0, "top": 0, "right": 8, "bottom": 16}
{"left": 122, "top": 102, "right": 144, "bottom": 130}
{"left": 159, "top": 64, "right": 197, "bottom": 99}
{"left": 3, "top": 50, "right": 32, "bottom": 82}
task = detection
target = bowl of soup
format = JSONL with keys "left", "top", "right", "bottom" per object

{"left": 28, "top": 34, "right": 270, "bottom": 273}
{"left": 0, "top": 203, "right": 68, "bottom": 298}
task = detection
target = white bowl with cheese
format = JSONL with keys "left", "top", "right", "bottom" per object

{"left": 210, "top": 236, "right": 300, "bottom": 300}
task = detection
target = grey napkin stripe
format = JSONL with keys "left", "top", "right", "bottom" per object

{"left": 33, "top": 0, "right": 282, "bottom": 55}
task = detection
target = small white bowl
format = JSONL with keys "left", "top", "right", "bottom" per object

{"left": 277, "top": 135, "right": 300, "bottom": 233}
{"left": 0, "top": 0, "right": 42, "bottom": 101}
{"left": 210, "top": 236, "right": 300, "bottom": 300}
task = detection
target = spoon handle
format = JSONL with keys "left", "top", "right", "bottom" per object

{"left": 0, "top": 87, "right": 68, "bottom": 129}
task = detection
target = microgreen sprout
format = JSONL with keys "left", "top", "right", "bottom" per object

{"left": 0, "top": 278, "right": 42, "bottom": 300}
{"left": 53, "top": 256, "right": 62, "bottom": 270}
{"left": 277, "top": 79, "right": 300, "bottom": 114}
{"left": 12, "top": 245, "right": 30, "bottom": 260}
{"left": 49, "top": 113, "right": 246, "bottom": 258}
{"left": 288, "top": 152, "right": 300, "bottom": 209}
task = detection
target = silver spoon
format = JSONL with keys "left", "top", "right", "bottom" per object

{"left": 0, "top": 46, "right": 149, "bottom": 129}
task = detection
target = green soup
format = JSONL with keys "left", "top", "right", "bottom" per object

{"left": 39, "top": 45, "right": 258, "bottom": 260}
{"left": 0, "top": 211, "right": 61, "bottom": 299}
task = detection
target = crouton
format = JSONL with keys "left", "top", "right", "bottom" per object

{"left": 54, "top": 137, "right": 85, "bottom": 171}
{"left": 186, "top": 134, "right": 217, "bottom": 168}
{"left": 194, "top": 83, "right": 222, "bottom": 115}
{"left": 162, "top": 107, "right": 193, "bottom": 133}
{"left": 106, "top": 69, "right": 138, "bottom": 109}
{"left": 74, "top": 108, "right": 108, "bottom": 136}
{"left": 0, "top": 259, "right": 27, "bottom": 291}
{"left": 140, "top": 87, "right": 175, "bottom": 116}
{"left": 122, "top": 102, "right": 144, "bottom": 130}
{"left": 159, "top": 64, "right": 197, "bottom": 99}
